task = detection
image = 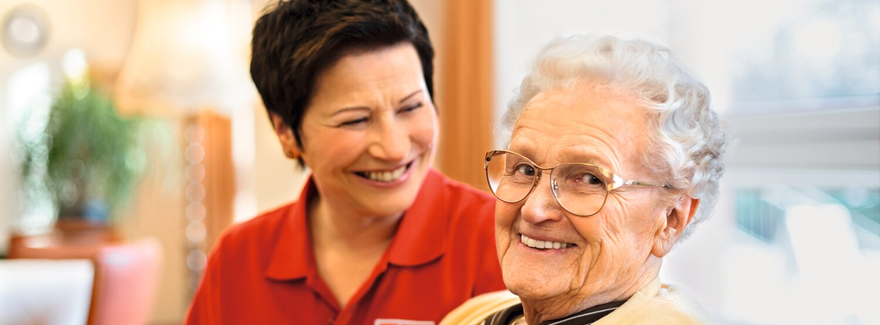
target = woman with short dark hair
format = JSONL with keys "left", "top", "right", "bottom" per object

{"left": 186, "top": 1, "right": 504, "bottom": 324}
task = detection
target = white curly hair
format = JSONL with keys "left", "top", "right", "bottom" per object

{"left": 500, "top": 35, "right": 734, "bottom": 239}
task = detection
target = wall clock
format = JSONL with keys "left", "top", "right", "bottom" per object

{"left": 2, "top": 4, "right": 50, "bottom": 57}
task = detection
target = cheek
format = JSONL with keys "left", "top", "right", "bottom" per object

{"left": 301, "top": 127, "right": 366, "bottom": 167}
{"left": 494, "top": 201, "right": 518, "bottom": 231}
{"left": 408, "top": 108, "right": 438, "bottom": 149}
{"left": 494, "top": 201, "right": 518, "bottom": 252}
{"left": 592, "top": 198, "right": 664, "bottom": 260}
{"left": 600, "top": 195, "right": 647, "bottom": 238}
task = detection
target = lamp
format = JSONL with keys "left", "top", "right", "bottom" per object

{"left": 115, "top": 0, "right": 254, "bottom": 116}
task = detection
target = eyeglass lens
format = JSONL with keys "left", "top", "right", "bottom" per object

{"left": 486, "top": 152, "right": 608, "bottom": 216}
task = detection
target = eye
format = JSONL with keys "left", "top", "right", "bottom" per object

{"left": 515, "top": 163, "right": 536, "bottom": 177}
{"left": 338, "top": 117, "right": 368, "bottom": 127}
{"left": 398, "top": 102, "right": 423, "bottom": 114}
{"left": 582, "top": 173, "right": 603, "bottom": 185}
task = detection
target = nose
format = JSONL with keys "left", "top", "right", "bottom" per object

{"left": 519, "top": 174, "right": 565, "bottom": 225}
{"left": 368, "top": 117, "right": 409, "bottom": 162}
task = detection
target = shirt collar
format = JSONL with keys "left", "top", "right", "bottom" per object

{"left": 539, "top": 278, "right": 661, "bottom": 325}
{"left": 485, "top": 299, "right": 626, "bottom": 325}
{"left": 540, "top": 300, "right": 626, "bottom": 325}
{"left": 385, "top": 169, "right": 448, "bottom": 266}
{"left": 265, "top": 178, "right": 316, "bottom": 280}
{"left": 265, "top": 169, "right": 449, "bottom": 280}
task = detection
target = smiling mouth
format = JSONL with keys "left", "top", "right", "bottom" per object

{"left": 521, "top": 234, "right": 574, "bottom": 250}
{"left": 354, "top": 162, "right": 413, "bottom": 183}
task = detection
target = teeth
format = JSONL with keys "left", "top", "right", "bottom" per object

{"left": 521, "top": 234, "right": 571, "bottom": 250}
{"left": 362, "top": 165, "right": 407, "bottom": 182}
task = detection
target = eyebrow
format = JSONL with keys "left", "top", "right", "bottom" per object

{"left": 556, "top": 148, "right": 610, "bottom": 168}
{"left": 398, "top": 89, "right": 423, "bottom": 103}
{"left": 330, "top": 90, "right": 424, "bottom": 117}
{"left": 507, "top": 143, "right": 537, "bottom": 162}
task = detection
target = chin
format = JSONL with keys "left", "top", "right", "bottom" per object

{"left": 367, "top": 183, "right": 423, "bottom": 217}
{"left": 502, "top": 262, "right": 561, "bottom": 299}
{"left": 372, "top": 199, "right": 413, "bottom": 217}
{"left": 505, "top": 274, "right": 563, "bottom": 301}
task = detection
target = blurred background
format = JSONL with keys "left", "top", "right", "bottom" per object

{"left": 0, "top": 0, "right": 877, "bottom": 324}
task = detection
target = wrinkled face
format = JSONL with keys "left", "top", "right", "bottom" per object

{"left": 298, "top": 43, "right": 437, "bottom": 218}
{"left": 496, "top": 84, "right": 670, "bottom": 317}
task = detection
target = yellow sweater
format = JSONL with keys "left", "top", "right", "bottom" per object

{"left": 440, "top": 277, "right": 711, "bottom": 325}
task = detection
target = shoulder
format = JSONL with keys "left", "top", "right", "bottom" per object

{"left": 599, "top": 283, "right": 711, "bottom": 325}
{"left": 187, "top": 202, "right": 300, "bottom": 322}
{"left": 427, "top": 171, "right": 497, "bottom": 251}
{"left": 413, "top": 171, "right": 506, "bottom": 294}
{"left": 652, "top": 283, "right": 712, "bottom": 324}
{"left": 439, "top": 290, "right": 520, "bottom": 325}
{"left": 428, "top": 170, "right": 495, "bottom": 225}
{"left": 210, "top": 202, "right": 296, "bottom": 263}
{"left": 431, "top": 170, "right": 495, "bottom": 207}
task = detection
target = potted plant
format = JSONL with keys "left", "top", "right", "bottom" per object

{"left": 18, "top": 77, "right": 149, "bottom": 230}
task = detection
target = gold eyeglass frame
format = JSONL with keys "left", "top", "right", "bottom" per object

{"left": 483, "top": 149, "right": 674, "bottom": 217}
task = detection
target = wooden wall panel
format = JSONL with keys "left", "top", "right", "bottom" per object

{"left": 437, "top": 0, "right": 494, "bottom": 191}
{"left": 189, "top": 111, "right": 234, "bottom": 255}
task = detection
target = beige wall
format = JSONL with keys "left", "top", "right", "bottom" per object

{"left": 0, "top": 0, "right": 137, "bottom": 74}
{"left": 119, "top": 127, "right": 187, "bottom": 325}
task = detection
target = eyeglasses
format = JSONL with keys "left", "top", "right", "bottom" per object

{"left": 483, "top": 150, "right": 674, "bottom": 217}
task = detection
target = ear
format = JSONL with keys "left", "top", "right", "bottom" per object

{"left": 651, "top": 196, "right": 700, "bottom": 258}
{"left": 269, "top": 112, "right": 302, "bottom": 159}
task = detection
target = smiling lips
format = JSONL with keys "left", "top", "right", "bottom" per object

{"left": 521, "top": 234, "right": 574, "bottom": 250}
{"left": 354, "top": 162, "right": 412, "bottom": 182}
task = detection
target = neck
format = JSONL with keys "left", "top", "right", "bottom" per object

{"left": 522, "top": 258, "right": 662, "bottom": 324}
{"left": 309, "top": 195, "right": 402, "bottom": 249}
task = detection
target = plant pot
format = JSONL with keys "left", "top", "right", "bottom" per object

{"left": 58, "top": 199, "right": 110, "bottom": 224}
{"left": 55, "top": 199, "right": 119, "bottom": 245}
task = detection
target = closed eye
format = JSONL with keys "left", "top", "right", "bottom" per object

{"left": 398, "top": 102, "right": 423, "bottom": 114}
{"left": 338, "top": 117, "right": 368, "bottom": 127}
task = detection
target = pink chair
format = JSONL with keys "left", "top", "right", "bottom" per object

{"left": 89, "top": 237, "right": 163, "bottom": 325}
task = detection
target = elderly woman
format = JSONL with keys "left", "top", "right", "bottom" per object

{"left": 442, "top": 35, "right": 732, "bottom": 325}
{"left": 186, "top": 1, "right": 504, "bottom": 324}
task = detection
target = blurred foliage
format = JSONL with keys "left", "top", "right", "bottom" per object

{"left": 18, "top": 79, "right": 154, "bottom": 222}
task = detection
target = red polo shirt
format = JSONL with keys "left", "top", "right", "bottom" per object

{"left": 186, "top": 169, "right": 504, "bottom": 325}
